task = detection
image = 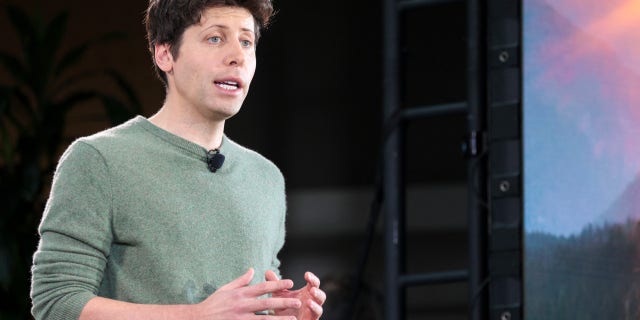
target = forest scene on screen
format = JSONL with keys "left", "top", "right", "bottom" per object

{"left": 524, "top": 0, "right": 640, "bottom": 318}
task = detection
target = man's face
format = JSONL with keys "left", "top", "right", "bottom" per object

{"left": 161, "top": 6, "right": 257, "bottom": 121}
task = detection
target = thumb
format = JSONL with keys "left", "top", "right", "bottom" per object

{"left": 264, "top": 270, "right": 280, "bottom": 282}
{"left": 219, "top": 268, "right": 255, "bottom": 291}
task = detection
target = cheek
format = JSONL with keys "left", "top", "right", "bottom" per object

{"left": 174, "top": 58, "right": 200, "bottom": 82}
{"left": 245, "top": 52, "right": 256, "bottom": 70}
{"left": 246, "top": 55, "right": 257, "bottom": 80}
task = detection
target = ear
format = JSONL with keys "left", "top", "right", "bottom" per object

{"left": 154, "top": 43, "right": 174, "bottom": 73}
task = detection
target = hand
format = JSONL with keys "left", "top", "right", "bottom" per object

{"left": 265, "top": 270, "right": 326, "bottom": 320}
{"left": 194, "top": 268, "right": 301, "bottom": 319}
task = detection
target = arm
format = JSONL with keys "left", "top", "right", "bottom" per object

{"left": 31, "top": 141, "right": 115, "bottom": 319}
{"left": 79, "top": 269, "right": 300, "bottom": 320}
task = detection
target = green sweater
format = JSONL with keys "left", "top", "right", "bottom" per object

{"left": 30, "top": 116, "right": 286, "bottom": 320}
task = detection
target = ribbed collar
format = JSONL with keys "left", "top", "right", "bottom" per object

{"left": 133, "top": 116, "right": 235, "bottom": 167}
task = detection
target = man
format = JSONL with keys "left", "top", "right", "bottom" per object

{"left": 30, "top": 0, "right": 326, "bottom": 319}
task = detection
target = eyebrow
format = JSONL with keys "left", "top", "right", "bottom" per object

{"left": 201, "top": 24, "right": 255, "bottom": 34}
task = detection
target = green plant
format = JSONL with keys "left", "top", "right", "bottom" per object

{"left": 0, "top": 4, "right": 141, "bottom": 318}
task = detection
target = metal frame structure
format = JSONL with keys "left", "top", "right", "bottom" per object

{"left": 485, "top": 1, "right": 523, "bottom": 319}
{"left": 382, "top": 0, "right": 488, "bottom": 319}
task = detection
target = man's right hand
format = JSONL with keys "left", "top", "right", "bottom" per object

{"left": 194, "top": 268, "right": 301, "bottom": 319}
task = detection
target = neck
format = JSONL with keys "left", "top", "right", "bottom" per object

{"left": 149, "top": 103, "right": 225, "bottom": 151}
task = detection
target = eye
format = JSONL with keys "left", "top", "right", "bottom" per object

{"left": 240, "top": 39, "right": 253, "bottom": 48}
{"left": 208, "top": 36, "right": 222, "bottom": 44}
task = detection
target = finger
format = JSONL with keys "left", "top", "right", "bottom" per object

{"left": 310, "top": 287, "right": 327, "bottom": 305}
{"left": 307, "top": 299, "right": 323, "bottom": 318}
{"left": 261, "top": 309, "right": 295, "bottom": 318}
{"left": 304, "top": 271, "right": 321, "bottom": 288}
{"left": 256, "top": 316, "right": 296, "bottom": 320}
{"left": 244, "top": 278, "right": 294, "bottom": 296}
{"left": 265, "top": 270, "right": 279, "bottom": 282}
{"left": 219, "top": 268, "right": 255, "bottom": 291}
{"left": 248, "top": 297, "right": 301, "bottom": 312}
{"left": 252, "top": 313, "right": 297, "bottom": 320}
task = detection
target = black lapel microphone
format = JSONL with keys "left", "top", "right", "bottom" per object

{"left": 206, "top": 149, "right": 225, "bottom": 173}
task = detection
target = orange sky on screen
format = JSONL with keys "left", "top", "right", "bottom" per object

{"left": 536, "top": 0, "right": 640, "bottom": 173}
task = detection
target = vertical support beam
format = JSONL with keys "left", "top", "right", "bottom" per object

{"left": 382, "top": 0, "right": 405, "bottom": 319}
{"left": 466, "top": 0, "right": 488, "bottom": 319}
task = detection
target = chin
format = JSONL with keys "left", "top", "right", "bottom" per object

{"left": 211, "top": 108, "right": 241, "bottom": 121}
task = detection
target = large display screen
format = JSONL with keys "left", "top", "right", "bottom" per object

{"left": 523, "top": 0, "right": 640, "bottom": 318}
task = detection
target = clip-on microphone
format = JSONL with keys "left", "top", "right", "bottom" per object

{"left": 206, "top": 149, "right": 225, "bottom": 173}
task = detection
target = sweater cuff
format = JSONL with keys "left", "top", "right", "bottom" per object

{"left": 48, "top": 291, "right": 96, "bottom": 320}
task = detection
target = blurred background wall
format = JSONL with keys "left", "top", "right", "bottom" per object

{"left": 0, "top": 0, "right": 470, "bottom": 318}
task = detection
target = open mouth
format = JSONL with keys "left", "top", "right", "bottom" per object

{"left": 214, "top": 80, "right": 240, "bottom": 91}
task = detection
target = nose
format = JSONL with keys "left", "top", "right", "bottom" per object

{"left": 223, "top": 40, "right": 245, "bottom": 66}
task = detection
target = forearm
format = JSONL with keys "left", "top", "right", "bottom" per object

{"left": 80, "top": 297, "right": 199, "bottom": 320}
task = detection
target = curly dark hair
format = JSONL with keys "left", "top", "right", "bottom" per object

{"left": 144, "top": 0, "right": 274, "bottom": 85}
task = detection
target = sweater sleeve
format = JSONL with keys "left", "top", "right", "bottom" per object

{"left": 270, "top": 173, "right": 287, "bottom": 278}
{"left": 31, "top": 141, "right": 114, "bottom": 320}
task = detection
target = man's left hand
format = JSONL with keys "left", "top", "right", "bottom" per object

{"left": 265, "top": 270, "right": 326, "bottom": 319}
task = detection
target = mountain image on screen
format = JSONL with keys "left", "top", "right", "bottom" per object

{"left": 524, "top": 0, "right": 640, "bottom": 318}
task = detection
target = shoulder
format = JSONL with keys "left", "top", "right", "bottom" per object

{"left": 224, "top": 136, "right": 284, "bottom": 182}
{"left": 56, "top": 116, "right": 148, "bottom": 171}
{"left": 77, "top": 116, "right": 147, "bottom": 151}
